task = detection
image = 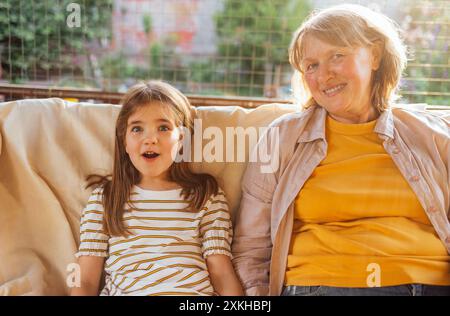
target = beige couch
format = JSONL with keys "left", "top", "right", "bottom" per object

{"left": 0, "top": 98, "right": 296, "bottom": 295}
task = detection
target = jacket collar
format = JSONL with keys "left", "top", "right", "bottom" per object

{"left": 374, "top": 108, "right": 395, "bottom": 140}
{"left": 297, "top": 105, "right": 395, "bottom": 143}
{"left": 296, "top": 105, "right": 327, "bottom": 143}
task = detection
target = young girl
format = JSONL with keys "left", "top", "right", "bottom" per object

{"left": 71, "top": 81, "right": 243, "bottom": 296}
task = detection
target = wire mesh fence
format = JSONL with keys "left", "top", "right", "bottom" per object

{"left": 0, "top": 0, "right": 448, "bottom": 106}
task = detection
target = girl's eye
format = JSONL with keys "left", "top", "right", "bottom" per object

{"left": 159, "top": 125, "right": 170, "bottom": 132}
{"left": 131, "top": 126, "right": 142, "bottom": 133}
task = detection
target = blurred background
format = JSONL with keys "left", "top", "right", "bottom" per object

{"left": 0, "top": 0, "right": 448, "bottom": 106}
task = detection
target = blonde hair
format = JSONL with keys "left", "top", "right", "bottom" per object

{"left": 87, "top": 81, "right": 218, "bottom": 237}
{"left": 289, "top": 4, "right": 408, "bottom": 111}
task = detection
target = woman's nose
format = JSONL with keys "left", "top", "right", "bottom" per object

{"left": 317, "top": 63, "right": 334, "bottom": 83}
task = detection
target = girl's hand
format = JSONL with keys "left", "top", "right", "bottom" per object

{"left": 206, "top": 254, "right": 244, "bottom": 296}
{"left": 70, "top": 256, "right": 105, "bottom": 296}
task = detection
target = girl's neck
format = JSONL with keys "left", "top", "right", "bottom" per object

{"left": 137, "top": 177, "right": 181, "bottom": 191}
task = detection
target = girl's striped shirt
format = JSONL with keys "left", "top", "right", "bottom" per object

{"left": 76, "top": 185, "right": 233, "bottom": 296}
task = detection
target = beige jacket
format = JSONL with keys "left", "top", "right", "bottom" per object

{"left": 232, "top": 105, "right": 450, "bottom": 296}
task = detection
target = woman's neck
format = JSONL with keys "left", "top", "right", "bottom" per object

{"left": 328, "top": 106, "right": 380, "bottom": 124}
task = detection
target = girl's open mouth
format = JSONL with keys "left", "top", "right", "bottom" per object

{"left": 142, "top": 151, "right": 160, "bottom": 160}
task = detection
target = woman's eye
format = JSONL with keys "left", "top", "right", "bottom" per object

{"left": 131, "top": 126, "right": 142, "bottom": 133}
{"left": 306, "top": 63, "right": 318, "bottom": 73}
{"left": 159, "top": 125, "right": 170, "bottom": 132}
{"left": 333, "top": 53, "right": 344, "bottom": 60}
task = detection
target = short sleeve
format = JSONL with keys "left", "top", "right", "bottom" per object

{"left": 75, "top": 187, "right": 109, "bottom": 258}
{"left": 199, "top": 189, "right": 233, "bottom": 259}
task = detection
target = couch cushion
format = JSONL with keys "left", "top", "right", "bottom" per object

{"left": 0, "top": 97, "right": 295, "bottom": 295}
{"left": 191, "top": 103, "right": 296, "bottom": 218}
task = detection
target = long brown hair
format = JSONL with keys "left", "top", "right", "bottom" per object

{"left": 87, "top": 81, "right": 218, "bottom": 237}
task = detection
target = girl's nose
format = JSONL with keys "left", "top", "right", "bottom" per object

{"left": 144, "top": 132, "right": 158, "bottom": 145}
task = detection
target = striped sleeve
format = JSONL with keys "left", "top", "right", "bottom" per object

{"left": 75, "top": 187, "right": 109, "bottom": 258}
{"left": 199, "top": 188, "right": 233, "bottom": 259}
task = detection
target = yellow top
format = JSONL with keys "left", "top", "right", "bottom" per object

{"left": 285, "top": 116, "right": 450, "bottom": 287}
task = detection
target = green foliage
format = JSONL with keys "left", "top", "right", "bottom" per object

{"left": 214, "top": 0, "right": 311, "bottom": 96}
{"left": 147, "top": 41, "right": 185, "bottom": 82}
{"left": 149, "top": 42, "right": 163, "bottom": 69}
{"left": 187, "top": 60, "right": 217, "bottom": 84}
{"left": 143, "top": 14, "right": 152, "bottom": 35}
{"left": 100, "top": 40, "right": 188, "bottom": 91}
{"left": 0, "top": 0, "right": 112, "bottom": 82}
{"left": 100, "top": 53, "right": 137, "bottom": 80}
{"left": 400, "top": 3, "right": 449, "bottom": 106}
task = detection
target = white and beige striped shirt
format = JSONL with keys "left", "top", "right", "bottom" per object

{"left": 76, "top": 185, "right": 233, "bottom": 296}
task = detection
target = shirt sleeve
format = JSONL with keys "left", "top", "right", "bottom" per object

{"left": 75, "top": 187, "right": 109, "bottom": 258}
{"left": 199, "top": 188, "right": 233, "bottom": 259}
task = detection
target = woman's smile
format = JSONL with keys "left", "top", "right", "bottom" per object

{"left": 322, "top": 83, "right": 347, "bottom": 97}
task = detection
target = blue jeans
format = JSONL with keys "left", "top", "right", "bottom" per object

{"left": 281, "top": 284, "right": 450, "bottom": 296}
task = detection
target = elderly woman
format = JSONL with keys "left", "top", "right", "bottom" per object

{"left": 232, "top": 4, "right": 449, "bottom": 296}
